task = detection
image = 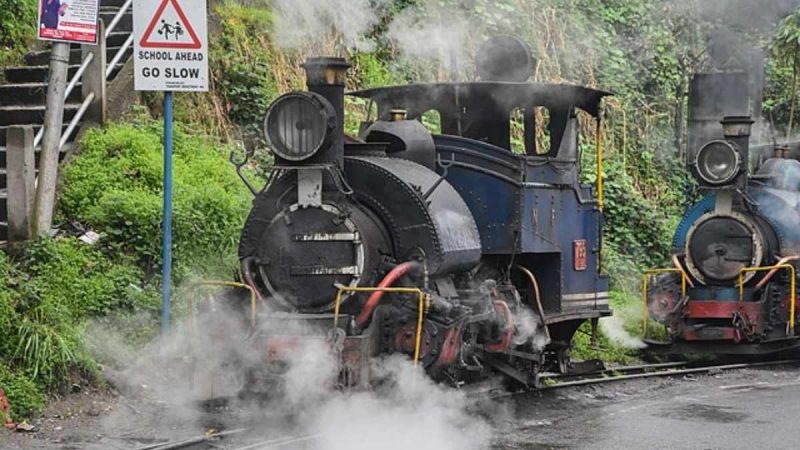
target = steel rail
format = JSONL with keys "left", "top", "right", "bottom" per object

{"left": 543, "top": 361, "right": 689, "bottom": 381}
{"left": 134, "top": 428, "right": 248, "bottom": 450}
{"left": 536, "top": 359, "right": 800, "bottom": 391}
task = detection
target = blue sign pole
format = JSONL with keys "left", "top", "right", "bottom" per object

{"left": 161, "top": 91, "right": 174, "bottom": 335}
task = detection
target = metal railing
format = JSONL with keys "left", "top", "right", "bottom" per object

{"left": 333, "top": 286, "right": 427, "bottom": 367}
{"left": 641, "top": 268, "right": 688, "bottom": 337}
{"left": 33, "top": 0, "right": 133, "bottom": 149}
{"left": 186, "top": 281, "right": 258, "bottom": 331}
{"left": 738, "top": 265, "right": 797, "bottom": 336}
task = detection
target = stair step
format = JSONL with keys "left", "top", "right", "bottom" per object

{"left": 4, "top": 61, "right": 126, "bottom": 84}
{"left": 24, "top": 46, "right": 132, "bottom": 66}
{"left": 99, "top": 9, "right": 133, "bottom": 30}
{"left": 100, "top": 0, "right": 131, "bottom": 9}
{"left": 0, "top": 167, "right": 39, "bottom": 186}
{"left": 0, "top": 190, "right": 6, "bottom": 223}
{"left": 0, "top": 221, "right": 6, "bottom": 242}
{"left": 0, "top": 124, "right": 73, "bottom": 147}
{"left": 0, "top": 143, "right": 71, "bottom": 166}
{"left": 0, "top": 83, "right": 82, "bottom": 107}
{"left": 0, "top": 104, "right": 81, "bottom": 126}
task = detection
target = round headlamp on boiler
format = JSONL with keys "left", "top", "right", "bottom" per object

{"left": 694, "top": 140, "right": 742, "bottom": 186}
{"left": 691, "top": 116, "right": 754, "bottom": 189}
{"left": 263, "top": 91, "right": 337, "bottom": 163}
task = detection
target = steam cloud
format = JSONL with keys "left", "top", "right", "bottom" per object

{"left": 86, "top": 296, "right": 491, "bottom": 450}
{"left": 272, "top": 0, "right": 390, "bottom": 53}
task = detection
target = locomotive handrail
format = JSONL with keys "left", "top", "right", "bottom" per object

{"left": 595, "top": 119, "right": 604, "bottom": 211}
{"left": 738, "top": 265, "right": 796, "bottom": 336}
{"left": 642, "top": 268, "right": 688, "bottom": 337}
{"left": 185, "top": 281, "right": 258, "bottom": 331}
{"left": 333, "top": 286, "right": 426, "bottom": 367}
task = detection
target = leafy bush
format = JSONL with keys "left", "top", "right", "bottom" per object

{"left": 59, "top": 114, "right": 258, "bottom": 281}
{"left": 0, "top": 0, "right": 37, "bottom": 67}
{"left": 3, "top": 238, "right": 157, "bottom": 388}
{"left": 0, "top": 363, "right": 45, "bottom": 420}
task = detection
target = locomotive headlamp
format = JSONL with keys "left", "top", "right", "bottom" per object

{"left": 263, "top": 91, "right": 337, "bottom": 162}
{"left": 695, "top": 140, "right": 741, "bottom": 186}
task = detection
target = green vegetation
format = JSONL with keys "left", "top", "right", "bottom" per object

{"left": 0, "top": 110, "right": 257, "bottom": 420}
{"left": 59, "top": 110, "right": 255, "bottom": 281}
{"left": 0, "top": 0, "right": 37, "bottom": 68}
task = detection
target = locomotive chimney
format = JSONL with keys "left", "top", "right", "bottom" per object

{"left": 303, "top": 57, "right": 350, "bottom": 169}
{"left": 721, "top": 115, "right": 754, "bottom": 165}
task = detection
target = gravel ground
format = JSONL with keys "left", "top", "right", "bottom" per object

{"left": 1, "top": 365, "right": 798, "bottom": 450}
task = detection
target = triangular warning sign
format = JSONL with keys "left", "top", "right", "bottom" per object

{"left": 139, "top": 0, "right": 202, "bottom": 49}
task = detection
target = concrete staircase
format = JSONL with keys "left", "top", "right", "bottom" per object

{"left": 0, "top": 0, "right": 132, "bottom": 241}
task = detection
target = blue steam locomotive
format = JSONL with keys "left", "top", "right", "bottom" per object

{"left": 236, "top": 38, "right": 611, "bottom": 386}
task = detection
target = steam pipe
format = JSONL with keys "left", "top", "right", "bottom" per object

{"left": 485, "top": 300, "right": 515, "bottom": 353}
{"left": 672, "top": 254, "right": 695, "bottom": 288}
{"left": 356, "top": 262, "right": 421, "bottom": 328}
{"left": 756, "top": 255, "right": 800, "bottom": 290}
{"left": 241, "top": 257, "right": 265, "bottom": 303}
{"left": 514, "top": 265, "right": 551, "bottom": 341}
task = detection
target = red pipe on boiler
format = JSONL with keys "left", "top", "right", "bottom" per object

{"left": 356, "top": 262, "right": 420, "bottom": 328}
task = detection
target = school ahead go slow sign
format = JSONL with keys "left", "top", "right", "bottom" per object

{"left": 133, "top": 0, "right": 208, "bottom": 91}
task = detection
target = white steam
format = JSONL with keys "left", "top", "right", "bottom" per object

{"left": 272, "top": 0, "right": 390, "bottom": 53}
{"left": 87, "top": 295, "right": 492, "bottom": 449}
{"left": 599, "top": 313, "right": 646, "bottom": 350}
{"left": 385, "top": 7, "right": 475, "bottom": 73}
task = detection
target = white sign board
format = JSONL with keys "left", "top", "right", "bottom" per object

{"left": 133, "top": 0, "right": 208, "bottom": 92}
{"left": 38, "top": 0, "right": 99, "bottom": 44}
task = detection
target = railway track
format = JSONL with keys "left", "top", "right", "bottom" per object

{"left": 136, "top": 359, "right": 800, "bottom": 450}
{"left": 534, "top": 359, "right": 800, "bottom": 391}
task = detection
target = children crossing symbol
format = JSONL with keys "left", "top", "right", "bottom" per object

{"left": 139, "top": 0, "right": 201, "bottom": 49}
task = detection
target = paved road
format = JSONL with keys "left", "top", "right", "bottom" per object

{"left": 492, "top": 366, "right": 800, "bottom": 449}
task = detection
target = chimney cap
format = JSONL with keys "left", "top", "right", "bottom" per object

{"left": 720, "top": 115, "right": 754, "bottom": 138}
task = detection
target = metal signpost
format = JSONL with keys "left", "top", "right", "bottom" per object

{"left": 133, "top": 0, "right": 209, "bottom": 334}
{"left": 34, "top": 0, "right": 101, "bottom": 238}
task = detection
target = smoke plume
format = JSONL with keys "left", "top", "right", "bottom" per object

{"left": 86, "top": 292, "right": 492, "bottom": 449}
{"left": 272, "top": 0, "right": 390, "bottom": 54}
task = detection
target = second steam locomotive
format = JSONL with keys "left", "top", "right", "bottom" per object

{"left": 646, "top": 72, "right": 800, "bottom": 355}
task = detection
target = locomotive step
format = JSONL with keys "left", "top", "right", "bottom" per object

{"left": 0, "top": 82, "right": 82, "bottom": 106}
{"left": 0, "top": 104, "right": 81, "bottom": 126}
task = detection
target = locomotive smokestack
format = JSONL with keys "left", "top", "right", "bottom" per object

{"left": 721, "top": 115, "right": 754, "bottom": 167}
{"left": 303, "top": 57, "right": 351, "bottom": 169}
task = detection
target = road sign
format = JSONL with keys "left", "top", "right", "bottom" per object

{"left": 37, "top": 0, "right": 99, "bottom": 44}
{"left": 133, "top": 0, "right": 208, "bottom": 92}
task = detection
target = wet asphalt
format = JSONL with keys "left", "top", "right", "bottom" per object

{"left": 491, "top": 366, "right": 800, "bottom": 449}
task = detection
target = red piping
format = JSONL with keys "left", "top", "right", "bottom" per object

{"left": 485, "top": 300, "right": 515, "bottom": 353}
{"left": 356, "top": 262, "right": 419, "bottom": 328}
